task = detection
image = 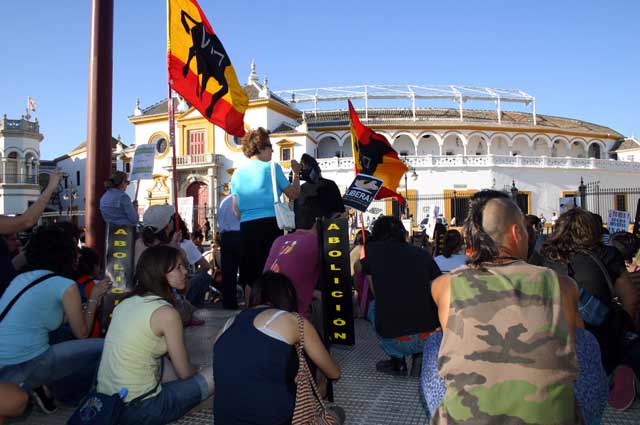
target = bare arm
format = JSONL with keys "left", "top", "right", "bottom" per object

{"left": 0, "top": 169, "right": 63, "bottom": 233}
{"left": 282, "top": 160, "right": 301, "bottom": 200}
{"left": 300, "top": 317, "right": 340, "bottom": 380}
{"left": 431, "top": 274, "right": 451, "bottom": 329}
{"left": 151, "top": 306, "right": 195, "bottom": 379}
{"left": 63, "top": 278, "right": 109, "bottom": 339}
{"left": 231, "top": 196, "right": 240, "bottom": 219}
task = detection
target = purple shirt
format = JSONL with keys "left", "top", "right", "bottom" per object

{"left": 264, "top": 232, "right": 320, "bottom": 319}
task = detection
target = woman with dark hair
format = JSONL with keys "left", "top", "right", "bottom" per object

{"left": 541, "top": 208, "right": 640, "bottom": 377}
{"left": 99, "top": 171, "right": 138, "bottom": 226}
{"left": 97, "top": 245, "right": 213, "bottom": 424}
{"left": 231, "top": 127, "right": 302, "bottom": 293}
{"left": 434, "top": 229, "right": 467, "bottom": 273}
{"left": 213, "top": 271, "right": 343, "bottom": 424}
{"left": 0, "top": 225, "right": 109, "bottom": 411}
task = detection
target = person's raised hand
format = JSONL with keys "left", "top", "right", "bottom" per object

{"left": 89, "top": 277, "right": 111, "bottom": 303}
{"left": 47, "top": 169, "right": 64, "bottom": 189}
{"left": 291, "top": 159, "right": 302, "bottom": 174}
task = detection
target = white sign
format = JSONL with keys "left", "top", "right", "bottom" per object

{"left": 608, "top": 209, "right": 631, "bottom": 234}
{"left": 178, "top": 197, "right": 194, "bottom": 232}
{"left": 129, "top": 144, "right": 156, "bottom": 181}
{"left": 426, "top": 205, "right": 440, "bottom": 239}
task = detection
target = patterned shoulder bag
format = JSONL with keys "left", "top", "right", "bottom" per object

{"left": 292, "top": 313, "right": 338, "bottom": 425}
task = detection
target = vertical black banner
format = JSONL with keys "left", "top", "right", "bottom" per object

{"left": 105, "top": 224, "right": 136, "bottom": 290}
{"left": 634, "top": 198, "right": 640, "bottom": 240}
{"left": 320, "top": 217, "right": 355, "bottom": 346}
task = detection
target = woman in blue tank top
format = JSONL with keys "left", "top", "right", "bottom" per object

{"left": 213, "top": 272, "right": 343, "bottom": 425}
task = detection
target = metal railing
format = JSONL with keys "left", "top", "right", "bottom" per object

{"left": 0, "top": 174, "right": 38, "bottom": 184}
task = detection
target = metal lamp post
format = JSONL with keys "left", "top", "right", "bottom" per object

{"left": 403, "top": 164, "right": 418, "bottom": 218}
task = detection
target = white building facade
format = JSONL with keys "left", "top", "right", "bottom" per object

{"left": 0, "top": 114, "right": 42, "bottom": 215}
{"left": 123, "top": 66, "right": 639, "bottom": 229}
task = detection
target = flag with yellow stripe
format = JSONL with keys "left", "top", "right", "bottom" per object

{"left": 167, "top": 0, "right": 248, "bottom": 137}
{"left": 349, "top": 100, "right": 407, "bottom": 202}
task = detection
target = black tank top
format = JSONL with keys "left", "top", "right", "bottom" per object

{"left": 213, "top": 307, "right": 298, "bottom": 425}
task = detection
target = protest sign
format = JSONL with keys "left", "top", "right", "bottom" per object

{"left": 559, "top": 197, "right": 581, "bottom": 214}
{"left": 178, "top": 197, "right": 194, "bottom": 231}
{"left": 342, "top": 174, "right": 383, "bottom": 212}
{"left": 129, "top": 144, "right": 156, "bottom": 181}
{"left": 608, "top": 209, "right": 631, "bottom": 234}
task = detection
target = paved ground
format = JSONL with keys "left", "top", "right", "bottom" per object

{"left": 10, "top": 304, "right": 640, "bottom": 424}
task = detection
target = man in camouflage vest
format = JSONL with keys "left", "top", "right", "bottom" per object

{"left": 430, "top": 190, "right": 583, "bottom": 424}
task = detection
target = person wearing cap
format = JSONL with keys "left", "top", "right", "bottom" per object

{"left": 99, "top": 171, "right": 138, "bottom": 226}
{"left": 230, "top": 127, "right": 301, "bottom": 294}
{"left": 135, "top": 205, "right": 210, "bottom": 314}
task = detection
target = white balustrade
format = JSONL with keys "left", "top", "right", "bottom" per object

{"left": 316, "top": 155, "right": 640, "bottom": 172}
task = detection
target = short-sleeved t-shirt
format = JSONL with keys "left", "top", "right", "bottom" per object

{"left": 263, "top": 231, "right": 320, "bottom": 319}
{"left": 361, "top": 241, "right": 441, "bottom": 338}
{"left": 0, "top": 270, "right": 75, "bottom": 365}
{"left": 231, "top": 160, "right": 289, "bottom": 223}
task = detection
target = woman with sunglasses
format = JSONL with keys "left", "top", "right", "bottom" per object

{"left": 99, "top": 171, "right": 139, "bottom": 226}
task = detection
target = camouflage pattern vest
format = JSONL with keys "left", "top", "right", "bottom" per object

{"left": 431, "top": 261, "right": 581, "bottom": 425}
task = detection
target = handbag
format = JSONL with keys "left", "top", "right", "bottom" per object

{"left": 291, "top": 314, "right": 338, "bottom": 425}
{"left": 271, "top": 162, "right": 296, "bottom": 231}
{"left": 68, "top": 362, "right": 163, "bottom": 425}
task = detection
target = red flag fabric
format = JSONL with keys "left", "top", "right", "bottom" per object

{"left": 348, "top": 100, "right": 408, "bottom": 202}
{"left": 167, "top": 0, "right": 248, "bottom": 137}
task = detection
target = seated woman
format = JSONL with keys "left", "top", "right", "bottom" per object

{"left": 0, "top": 225, "right": 108, "bottom": 410}
{"left": 433, "top": 229, "right": 467, "bottom": 273}
{"left": 213, "top": 272, "right": 344, "bottom": 425}
{"left": 97, "top": 245, "right": 214, "bottom": 425}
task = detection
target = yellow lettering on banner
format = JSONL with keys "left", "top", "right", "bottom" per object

{"left": 333, "top": 332, "right": 347, "bottom": 340}
{"left": 333, "top": 277, "right": 340, "bottom": 284}
{"left": 333, "top": 318, "right": 346, "bottom": 326}
{"left": 114, "top": 241, "right": 126, "bottom": 247}
{"left": 328, "top": 237, "right": 340, "bottom": 244}
{"left": 331, "top": 291, "right": 343, "bottom": 298}
{"left": 328, "top": 250, "right": 341, "bottom": 258}
{"left": 113, "top": 252, "right": 126, "bottom": 259}
{"left": 327, "top": 223, "right": 340, "bottom": 230}
{"left": 115, "top": 275, "right": 122, "bottom": 282}
{"left": 114, "top": 263, "right": 124, "bottom": 271}
{"left": 335, "top": 305, "right": 341, "bottom": 312}
{"left": 330, "top": 264, "right": 341, "bottom": 271}
{"left": 114, "top": 229, "right": 128, "bottom": 235}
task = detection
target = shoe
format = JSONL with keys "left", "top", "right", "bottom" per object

{"left": 410, "top": 353, "right": 423, "bottom": 377}
{"left": 608, "top": 365, "right": 636, "bottom": 410}
{"left": 188, "top": 318, "right": 205, "bottom": 327}
{"left": 376, "top": 357, "right": 407, "bottom": 376}
{"left": 31, "top": 386, "right": 57, "bottom": 414}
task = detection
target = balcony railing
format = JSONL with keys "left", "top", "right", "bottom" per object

{"left": 316, "top": 155, "right": 640, "bottom": 172}
{"left": 175, "top": 153, "right": 216, "bottom": 166}
{"left": 0, "top": 174, "right": 38, "bottom": 184}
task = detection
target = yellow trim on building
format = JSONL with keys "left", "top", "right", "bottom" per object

{"left": 147, "top": 131, "right": 171, "bottom": 160}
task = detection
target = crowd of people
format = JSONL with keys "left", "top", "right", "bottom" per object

{"left": 2, "top": 126, "right": 640, "bottom": 424}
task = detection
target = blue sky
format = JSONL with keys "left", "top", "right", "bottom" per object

{"left": 1, "top": 0, "right": 638, "bottom": 159}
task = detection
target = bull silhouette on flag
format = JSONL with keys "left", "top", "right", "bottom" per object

{"left": 348, "top": 100, "right": 407, "bottom": 202}
{"left": 168, "top": 0, "right": 248, "bottom": 137}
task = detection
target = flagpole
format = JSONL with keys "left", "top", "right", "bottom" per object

{"left": 168, "top": 83, "right": 179, "bottom": 227}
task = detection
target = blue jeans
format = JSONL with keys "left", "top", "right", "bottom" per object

{"left": 367, "top": 300, "right": 430, "bottom": 358}
{"left": 186, "top": 271, "right": 211, "bottom": 308}
{"left": 0, "top": 339, "right": 104, "bottom": 392}
{"left": 119, "top": 373, "right": 209, "bottom": 425}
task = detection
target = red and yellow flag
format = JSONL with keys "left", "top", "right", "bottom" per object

{"left": 349, "top": 100, "right": 407, "bottom": 202}
{"left": 167, "top": 0, "right": 248, "bottom": 137}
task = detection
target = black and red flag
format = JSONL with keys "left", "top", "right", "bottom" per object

{"left": 348, "top": 100, "right": 407, "bottom": 202}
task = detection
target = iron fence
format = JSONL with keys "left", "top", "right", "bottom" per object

{"left": 580, "top": 182, "right": 640, "bottom": 223}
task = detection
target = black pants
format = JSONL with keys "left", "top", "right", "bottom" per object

{"left": 239, "top": 217, "right": 283, "bottom": 288}
{"left": 221, "top": 230, "right": 242, "bottom": 309}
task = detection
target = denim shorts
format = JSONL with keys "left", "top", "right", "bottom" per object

{"left": 118, "top": 373, "right": 208, "bottom": 425}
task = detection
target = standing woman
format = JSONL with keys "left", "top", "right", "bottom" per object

{"left": 231, "top": 127, "right": 301, "bottom": 291}
{"left": 97, "top": 246, "right": 214, "bottom": 424}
